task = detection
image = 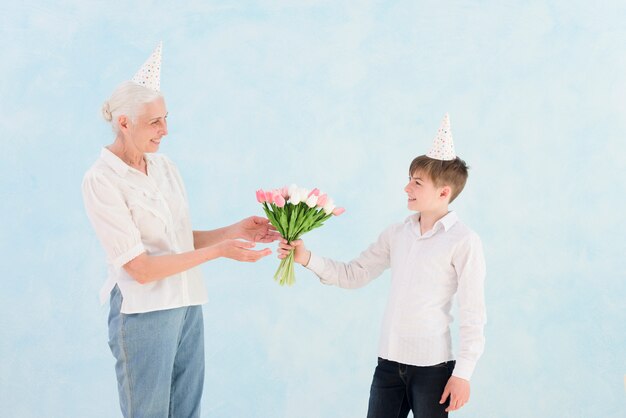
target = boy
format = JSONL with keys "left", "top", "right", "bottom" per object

{"left": 278, "top": 114, "right": 486, "bottom": 417}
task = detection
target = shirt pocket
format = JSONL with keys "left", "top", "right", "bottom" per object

{"left": 166, "top": 192, "right": 188, "bottom": 229}
{"left": 156, "top": 174, "right": 189, "bottom": 232}
{"left": 127, "top": 190, "right": 170, "bottom": 241}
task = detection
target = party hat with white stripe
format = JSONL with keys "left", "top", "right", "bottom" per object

{"left": 426, "top": 113, "right": 456, "bottom": 161}
{"left": 131, "top": 42, "right": 162, "bottom": 92}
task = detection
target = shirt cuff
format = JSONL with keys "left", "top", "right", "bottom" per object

{"left": 111, "top": 243, "right": 146, "bottom": 269}
{"left": 305, "top": 252, "right": 325, "bottom": 275}
{"left": 304, "top": 252, "right": 335, "bottom": 285}
{"left": 451, "top": 358, "right": 476, "bottom": 381}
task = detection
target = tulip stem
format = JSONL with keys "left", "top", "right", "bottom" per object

{"left": 274, "top": 249, "right": 295, "bottom": 286}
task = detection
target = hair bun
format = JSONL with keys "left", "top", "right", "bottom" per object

{"left": 101, "top": 101, "right": 113, "bottom": 122}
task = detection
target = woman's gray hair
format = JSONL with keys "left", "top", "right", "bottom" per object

{"left": 102, "top": 81, "right": 163, "bottom": 133}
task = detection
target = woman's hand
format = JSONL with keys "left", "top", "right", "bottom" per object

{"left": 234, "top": 216, "right": 282, "bottom": 243}
{"left": 216, "top": 239, "right": 272, "bottom": 262}
{"left": 277, "top": 239, "right": 311, "bottom": 266}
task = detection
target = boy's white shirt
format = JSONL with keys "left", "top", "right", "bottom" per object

{"left": 305, "top": 211, "right": 486, "bottom": 381}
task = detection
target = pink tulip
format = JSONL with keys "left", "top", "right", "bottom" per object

{"left": 332, "top": 207, "right": 345, "bottom": 216}
{"left": 275, "top": 194, "right": 286, "bottom": 207}
{"left": 256, "top": 189, "right": 266, "bottom": 203}
{"left": 316, "top": 194, "right": 327, "bottom": 207}
{"left": 264, "top": 190, "right": 274, "bottom": 204}
{"left": 281, "top": 186, "right": 289, "bottom": 199}
{"left": 308, "top": 188, "right": 320, "bottom": 198}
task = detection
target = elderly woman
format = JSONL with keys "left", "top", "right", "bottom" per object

{"left": 82, "top": 43, "right": 277, "bottom": 417}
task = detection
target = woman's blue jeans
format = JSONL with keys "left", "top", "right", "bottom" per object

{"left": 367, "top": 358, "right": 455, "bottom": 418}
{"left": 108, "top": 285, "right": 205, "bottom": 418}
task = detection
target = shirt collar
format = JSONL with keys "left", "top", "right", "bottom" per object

{"left": 100, "top": 148, "right": 155, "bottom": 177}
{"left": 437, "top": 211, "right": 459, "bottom": 232}
{"left": 100, "top": 147, "right": 131, "bottom": 177}
{"left": 408, "top": 211, "right": 459, "bottom": 235}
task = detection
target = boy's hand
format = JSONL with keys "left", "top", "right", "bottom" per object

{"left": 277, "top": 239, "right": 311, "bottom": 266}
{"left": 440, "top": 376, "right": 470, "bottom": 412}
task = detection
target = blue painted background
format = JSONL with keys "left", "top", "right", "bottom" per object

{"left": 1, "top": 1, "right": 624, "bottom": 417}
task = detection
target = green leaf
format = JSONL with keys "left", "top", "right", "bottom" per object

{"left": 279, "top": 210, "right": 288, "bottom": 234}
{"left": 262, "top": 203, "right": 284, "bottom": 236}
{"left": 288, "top": 205, "right": 298, "bottom": 240}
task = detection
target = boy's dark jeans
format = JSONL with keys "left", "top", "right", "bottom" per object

{"left": 367, "top": 358, "right": 455, "bottom": 418}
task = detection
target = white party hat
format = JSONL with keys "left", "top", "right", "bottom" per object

{"left": 426, "top": 113, "right": 456, "bottom": 161}
{"left": 131, "top": 42, "right": 162, "bottom": 91}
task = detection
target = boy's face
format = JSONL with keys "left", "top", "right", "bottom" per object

{"left": 404, "top": 170, "right": 451, "bottom": 212}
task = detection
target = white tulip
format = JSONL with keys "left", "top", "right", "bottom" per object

{"left": 290, "top": 188, "right": 304, "bottom": 205}
{"left": 323, "top": 198, "right": 335, "bottom": 215}
{"left": 290, "top": 191, "right": 302, "bottom": 204}
{"left": 305, "top": 194, "right": 318, "bottom": 208}
{"left": 288, "top": 184, "right": 298, "bottom": 198}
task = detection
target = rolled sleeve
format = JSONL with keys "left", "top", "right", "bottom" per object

{"left": 82, "top": 171, "right": 145, "bottom": 269}
{"left": 111, "top": 243, "right": 145, "bottom": 269}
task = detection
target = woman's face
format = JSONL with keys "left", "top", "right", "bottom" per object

{"left": 127, "top": 97, "right": 168, "bottom": 153}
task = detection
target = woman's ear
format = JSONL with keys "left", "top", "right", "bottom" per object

{"left": 118, "top": 115, "right": 129, "bottom": 132}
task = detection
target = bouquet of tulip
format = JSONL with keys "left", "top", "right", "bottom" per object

{"left": 256, "top": 184, "right": 345, "bottom": 286}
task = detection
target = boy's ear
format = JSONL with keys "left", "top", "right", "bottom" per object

{"left": 439, "top": 186, "right": 452, "bottom": 200}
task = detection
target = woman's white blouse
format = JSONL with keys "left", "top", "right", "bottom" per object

{"left": 82, "top": 148, "right": 207, "bottom": 314}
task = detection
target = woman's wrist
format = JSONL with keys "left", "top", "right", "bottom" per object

{"left": 202, "top": 243, "right": 221, "bottom": 261}
{"left": 223, "top": 224, "right": 239, "bottom": 240}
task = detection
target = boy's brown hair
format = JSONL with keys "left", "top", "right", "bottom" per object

{"left": 409, "top": 155, "right": 469, "bottom": 203}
